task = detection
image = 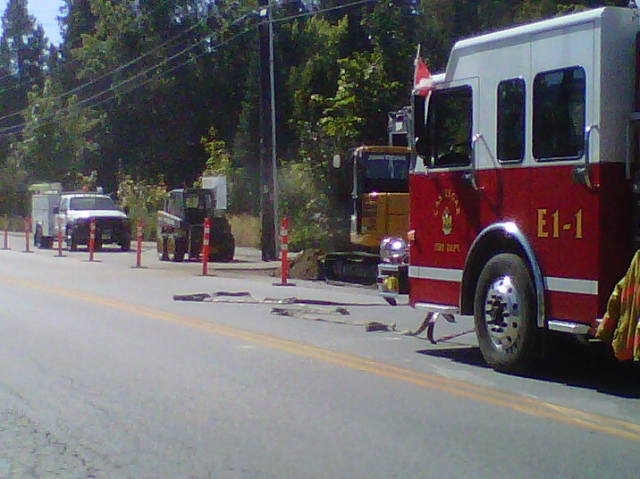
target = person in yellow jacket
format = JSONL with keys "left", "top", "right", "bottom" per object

{"left": 596, "top": 250, "right": 640, "bottom": 362}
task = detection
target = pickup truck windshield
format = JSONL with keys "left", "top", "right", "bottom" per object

{"left": 70, "top": 196, "right": 118, "bottom": 211}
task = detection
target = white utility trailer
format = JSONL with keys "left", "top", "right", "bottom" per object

{"left": 29, "top": 182, "right": 62, "bottom": 249}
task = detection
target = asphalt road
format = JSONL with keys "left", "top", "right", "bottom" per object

{"left": 1, "top": 234, "right": 640, "bottom": 478}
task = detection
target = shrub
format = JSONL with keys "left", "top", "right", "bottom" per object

{"left": 278, "top": 160, "right": 336, "bottom": 251}
{"left": 229, "top": 214, "right": 260, "bottom": 248}
{"left": 116, "top": 175, "right": 167, "bottom": 240}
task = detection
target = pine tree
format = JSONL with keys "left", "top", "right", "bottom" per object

{"left": 0, "top": 0, "right": 49, "bottom": 160}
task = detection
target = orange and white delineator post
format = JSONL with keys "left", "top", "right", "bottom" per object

{"left": 274, "top": 217, "right": 294, "bottom": 286}
{"left": 2, "top": 225, "right": 9, "bottom": 250}
{"left": 56, "top": 217, "right": 63, "bottom": 257}
{"left": 23, "top": 217, "right": 33, "bottom": 253}
{"left": 89, "top": 218, "right": 96, "bottom": 261}
{"left": 202, "top": 217, "right": 211, "bottom": 276}
{"left": 280, "top": 217, "right": 289, "bottom": 284}
{"left": 135, "top": 218, "right": 143, "bottom": 268}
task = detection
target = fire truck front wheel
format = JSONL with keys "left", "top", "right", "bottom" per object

{"left": 473, "top": 253, "right": 540, "bottom": 374}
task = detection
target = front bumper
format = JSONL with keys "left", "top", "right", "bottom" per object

{"left": 377, "top": 263, "right": 410, "bottom": 301}
{"left": 70, "top": 219, "right": 131, "bottom": 245}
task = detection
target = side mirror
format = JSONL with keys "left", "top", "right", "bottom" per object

{"left": 53, "top": 206, "right": 59, "bottom": 214}
{"left": 123, "top": 206, "right": 130, "bottom": 215}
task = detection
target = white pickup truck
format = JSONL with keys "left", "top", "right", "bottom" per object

{"left": 53, "top": 193, "right": 131, "bottom": 251}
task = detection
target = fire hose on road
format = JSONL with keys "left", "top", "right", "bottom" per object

{"left": 173, "top": 291, "right": 474, "bottom": 343}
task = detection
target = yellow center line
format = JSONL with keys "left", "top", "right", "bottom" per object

{"left": 4, "top": 274, "right": 640, "bottom": 441}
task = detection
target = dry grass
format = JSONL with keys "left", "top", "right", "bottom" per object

{"left": 2, "top": 214, "right": 262, "bottom": 247}
{"left": 229, "top": 214, "right": 260, "bottom": 248}
{"left": 1, "top": 216, "right": 29, "bottom": 231}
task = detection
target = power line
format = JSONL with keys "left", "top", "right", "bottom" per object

{"left": 272, "top": 0, "right": 377, "bottom": 24}
{"left": 0, "top": 5, "right": 256, "bottom": 125}
{"left": 0, "top": 0, "right": 379, "bottom": 140}
{"left": 0, "top": 8, "right": 258, "bottom": 127}
{"left": 0, "top": 24, "right": 256, "bottom": 140}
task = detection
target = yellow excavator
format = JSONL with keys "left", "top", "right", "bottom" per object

{"left": 320, "top": 144, "right": 411, "bottom": 283}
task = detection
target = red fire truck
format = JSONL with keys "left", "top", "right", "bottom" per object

{"left": 378, "top": 6, "right": 640, "bottom": 372}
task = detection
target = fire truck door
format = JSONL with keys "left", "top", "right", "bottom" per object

{"left": 412, "top": 80, "right": 480, "bottom": 286}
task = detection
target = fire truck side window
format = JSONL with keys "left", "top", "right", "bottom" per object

{"left": 533, "top": 66, "right": 586, "bottom": 161}
{"left": 422, "top": 86, "right": 473, "bottom": 168}
{"left": 497, "top": 78, "right": 525, "bottom": 162}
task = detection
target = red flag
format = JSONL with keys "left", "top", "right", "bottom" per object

{"left": 413, "top": 56, "right": 432, "bottom": 96}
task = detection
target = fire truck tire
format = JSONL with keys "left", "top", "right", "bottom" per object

{"left": 473, "top": 253, "right": 539, "bottom": 374}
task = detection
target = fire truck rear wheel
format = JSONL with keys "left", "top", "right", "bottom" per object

{"left": 474, "top": 253, "right": 539, "bottom": 374}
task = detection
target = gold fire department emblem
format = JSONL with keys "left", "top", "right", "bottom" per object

{"left": 433, "top": 189, "right": 461, "bottom": 236}
{"left": 442, "top": 207, "right": 452, "bottom": 235}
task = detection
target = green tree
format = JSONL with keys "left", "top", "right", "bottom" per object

{"left": 0, "top": 0, "right": 49, "bottom": 159}
{"left": 0, "top": 161, "right": 28, "bottom": 218}
{"left": 287, "top": 15, "right": 348, "bottom": 162}
{"left": 8, "top": 78, "right": 104, "bottom": 185}
{"left": 201, "top": 126, "right": 232, "bottom": 176}
{"left": 116, "top": 173, "right": 167, "bottom": 239}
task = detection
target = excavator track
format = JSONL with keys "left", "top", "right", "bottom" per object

{"left": 319, "top": 251, "right": 380, "bottom": 285}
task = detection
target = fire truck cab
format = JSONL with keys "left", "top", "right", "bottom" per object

{"left": 379, "top": 6, "right": 640, "bottom": 372}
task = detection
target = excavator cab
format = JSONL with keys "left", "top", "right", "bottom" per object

{"left": 351, "top": 145, "right": 411, "bottom": 250}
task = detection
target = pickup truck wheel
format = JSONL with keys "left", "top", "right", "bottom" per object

{"left": 67, "top": 230, "right": 78, "bottom": 252}
{"left": 474, "top": 253, "right": 540, "bottom": 374}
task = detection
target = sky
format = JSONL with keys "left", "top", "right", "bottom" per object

{"left": 0, "top": 0, "right": 64, "bottom": 45}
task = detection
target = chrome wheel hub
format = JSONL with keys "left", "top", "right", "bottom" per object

{"left": 483, "top": 276, "right": 522, "bottom": 351}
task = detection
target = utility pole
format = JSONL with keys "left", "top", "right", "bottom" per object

{"left": 258, "top": 0, "right": 277, "bottom": 261}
